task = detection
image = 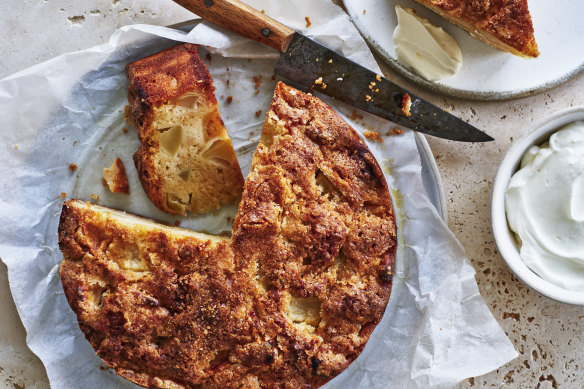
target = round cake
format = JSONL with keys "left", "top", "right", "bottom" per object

{"left": 58, "top": 82, "right": 397, "bottom": 388}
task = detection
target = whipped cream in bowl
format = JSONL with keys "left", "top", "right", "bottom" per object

{"left": 492, "top": 107, "right": 584, "bottom": 304}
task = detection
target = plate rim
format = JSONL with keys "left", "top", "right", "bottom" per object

{"left": 415, "top": 133, "right": 447, "bottom": 222}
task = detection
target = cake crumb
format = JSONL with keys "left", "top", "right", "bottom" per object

{"left": 363, "top": 9, "right": 366, "bottom": 14}
{"left": 14, "top": 145, "right": 18, "bottom": 149}
{"left": 122, "top": 128, "right": 128, "bottom": 133}
{"left": 255, "top": 90, "right": 259, "bottom": 94}
{"left": 91, "top": 194, "right": 100, "bottom": 201}
{"left": 305, "top": 16, "right": 312, "bottom": 28}
{"left": 103, "top": 158, "right": 130, "bottom": 195}
{"left": 206, "top": 53, "right": 212, "bottom": 61}
{"left": 350, "top": 110, "right": 363, "bottom": 120}
{"left": 328, "top": 59, "right": 333, "bottom": 64}
{"left": 253, "top": 75, "right": 262, "bottom": 89}
{"left": 365, "top": 95, "right": 372, "bottom": 101}
{"left": 226, "top": 96, "right": 233, "bottom": 104}
{"left": 401, "top": 93, "right": 412, "bottom": 116}
{"left": 376, "top": 74, "right": 382, "bottom": 82}
{"left": 61, "top": 192, "right": 67, "bottom": 198}
{"left": 255, "top": 110, "right": 262, "bottom": 117}
{"left": 69, "top": 163, "right": 78, "bottom": 172}
{"left": 390, "top": 128, "right": 404, "bottom": 135}
{"left": 364, "top": 130, "right": 382, "bottom": 142}
{"left": 314, "top": 77, "right": 323, "bottom": 85}
{"left": 174, "top": 221, "right": 181, "bottom": 227}
{"left": 124, "top": 105, "right": 133, "bottom": 125}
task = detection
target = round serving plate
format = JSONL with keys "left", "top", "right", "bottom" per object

{"left": 343, "top": 0, "right": 584, "bottom": 100}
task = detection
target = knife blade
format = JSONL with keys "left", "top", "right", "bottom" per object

{"left": 172, "top": 0, "right": 493, "bottom": 142}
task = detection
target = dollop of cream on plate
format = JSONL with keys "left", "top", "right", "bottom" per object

{"left": 506, "top": 121, "right": 584, "bottom": 290}
{"left": 393, "top": 5, "right": 462, "bottom": 82}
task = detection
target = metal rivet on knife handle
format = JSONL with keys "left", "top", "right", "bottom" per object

{"left": 172, "top": 0, "right": 295, "bottom": 53}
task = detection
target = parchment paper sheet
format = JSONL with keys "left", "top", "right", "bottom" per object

{"left": 0, "top": 0, "right": 517, "bottom": 387}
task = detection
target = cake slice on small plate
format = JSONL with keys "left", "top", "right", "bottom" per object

{"left": 413, "top": 0, "right": 539, "bottom": 58}
{"left": 127, "top": 43, "right": 244, "bottom": 215}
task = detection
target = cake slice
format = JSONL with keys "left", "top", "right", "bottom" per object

{"left": 413, "top": 0, "right": 539, "bottom": 58}
{"left": 231, "top": 82, "right": 396, "bottom": 386}
{"left": 58, "top": 199, "right": 256, "bottom": 388}
{"left": 126, "top": 43, "right": 244, "bottom": 215}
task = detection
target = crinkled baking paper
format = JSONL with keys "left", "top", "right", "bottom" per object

{"left": 0, "top": 0, "right": 517, "bottom": 387}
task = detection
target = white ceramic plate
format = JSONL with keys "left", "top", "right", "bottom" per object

{"left": 491, "top": 106, "right": 584, "bottom": 305}
{"left": 343, "top": 0, "right": 584, "bottom": 100}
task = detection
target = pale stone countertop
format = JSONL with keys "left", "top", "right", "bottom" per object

{"left": 1, "top": 1, "right": 583, "bottom": 388}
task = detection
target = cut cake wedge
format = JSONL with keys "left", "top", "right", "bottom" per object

{"left": 413, "top": 0, "right": 539, "bottom": 58}
{"left": 127, "top": 44, "right": 244, "bottom": 215}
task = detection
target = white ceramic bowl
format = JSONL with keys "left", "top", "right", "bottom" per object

{"left": 491, "top": 106, "right": 584, "bottom": 305}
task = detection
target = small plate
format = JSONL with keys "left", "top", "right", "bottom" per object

{"left": 343, "top": 0, "right": 584, "bottom": 100}
{"left": 491, "top": 106, "right": 584, "bottom": 305}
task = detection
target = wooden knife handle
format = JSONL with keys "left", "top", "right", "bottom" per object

{"left": 173, "top": 0, "right": 295, "bottom": 53}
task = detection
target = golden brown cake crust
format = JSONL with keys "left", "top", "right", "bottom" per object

{"left": 58, "top": 200, "right": 255, "bottom": 388}
{"left": 414, "top": 0, "right": 539, "bottom": 58}
{"left": 126, "top": 43, "right": 215, "bottom": 135}
{"left": 59, "top": 83, "right": 397, "bottom": 388}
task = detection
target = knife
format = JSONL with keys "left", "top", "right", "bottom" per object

{"left": 172, "top": 0, "right": 493, "bottom": 142}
